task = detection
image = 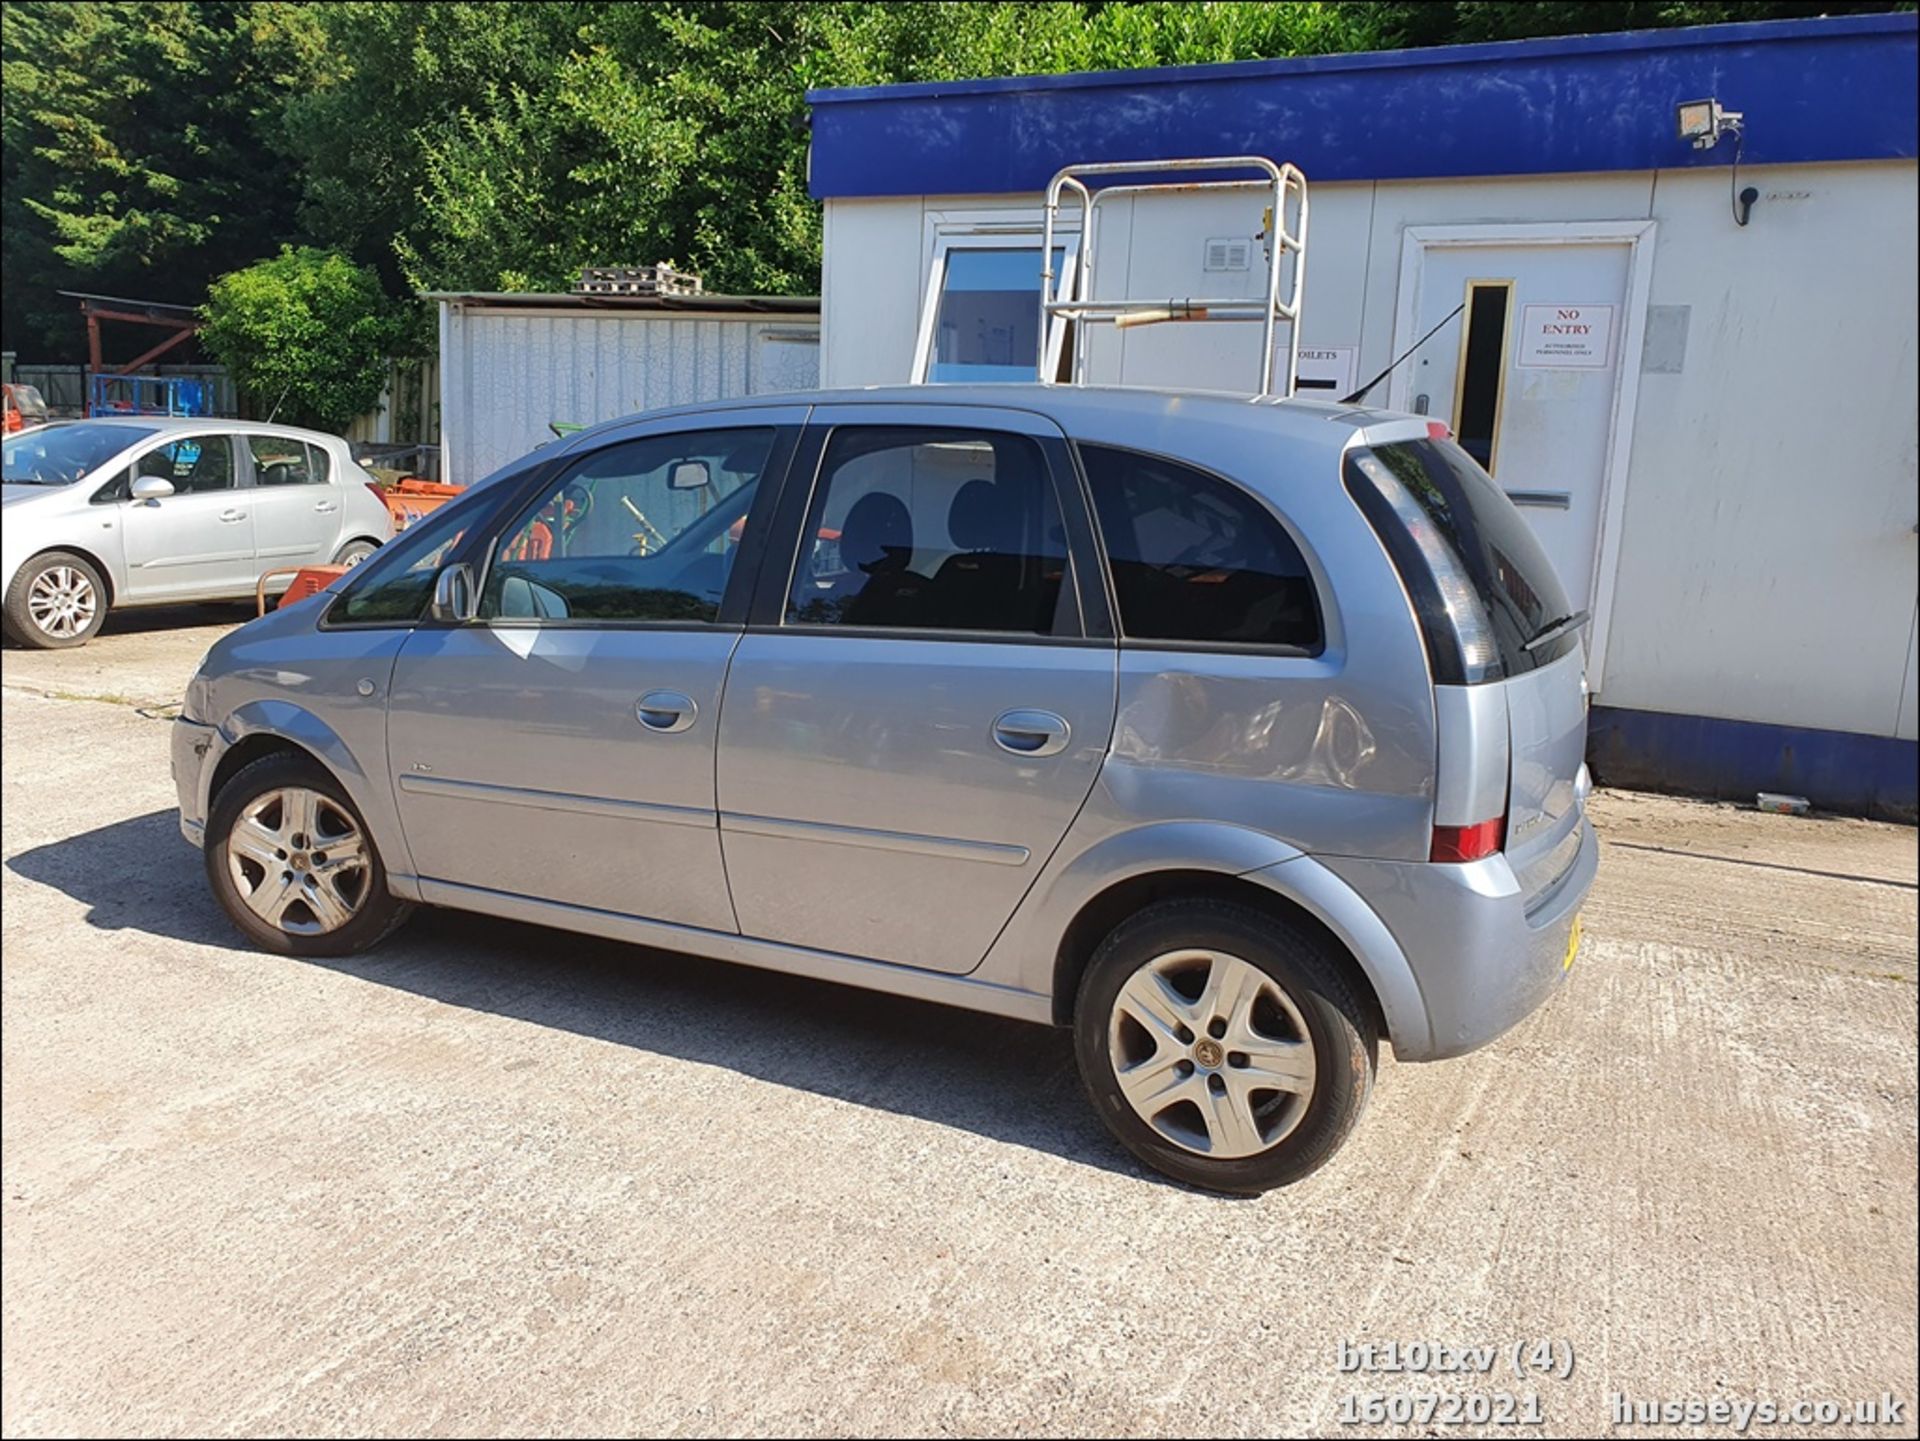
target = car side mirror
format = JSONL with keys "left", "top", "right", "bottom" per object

{"left": 130, "top": 475, "right": 175, "bottom": 503}
{"left": 670, "top": 460, "right": 711, "bottom": 491}
{"left": 429, "top": 563, "right": 476, "bottom": 623}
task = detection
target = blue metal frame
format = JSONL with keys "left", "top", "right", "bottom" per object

{"left": 808, "top": 13, "right": 1917, "bottom": 199}
{"left": 87, "top": 373, "right": 213, "bottom": 419}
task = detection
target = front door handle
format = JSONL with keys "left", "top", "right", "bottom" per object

{"left": 635, "top": 689, "right": 698, "bottom": 734}
{"left": 219, "top": 508, "right": 247, "bottom": 523}
{"left": 992, "top": 708, "right": 1071, "bottom": 758}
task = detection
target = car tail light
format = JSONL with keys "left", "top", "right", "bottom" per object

{"left": 365, "top": 481, "right": 387, "bottom": 505}
{"left": 1431, "top": 815, "right": 1506, "bottom": 863}
{"left": 1426, "top": 420, "right": 1451, "bottom": 440}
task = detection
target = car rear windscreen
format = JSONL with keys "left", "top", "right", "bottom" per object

{"left": 1348, "top": 438, "right": 1579, "bottom": 681}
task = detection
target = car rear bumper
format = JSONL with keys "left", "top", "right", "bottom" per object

{"left": 1321, "top": 813, "right": 1598, "bottom": 1061}
{"left": 171, "top": 716, "right": 218, "bottom": 848}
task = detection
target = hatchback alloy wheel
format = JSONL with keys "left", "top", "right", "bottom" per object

{"left": 1109, "top": 948, "right": 1318, "bottom": 1157}
{"left": 5, "top": 550, "right": 110, "bottom": 649}
{"left": 27, "top": 564, "right": 98, "bottom": 639}
{"left": 1075, "top": 898, "right": 1376, "bottom": 1192}
{"left": 226, "top": 786, "right": 370, "bottom": 935}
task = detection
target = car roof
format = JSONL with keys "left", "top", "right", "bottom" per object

{"left": 557, "top": 383, "right": 1404, "bottom": 454}
{"left": 56, "top": 416, "right": 345, "bottom": 443}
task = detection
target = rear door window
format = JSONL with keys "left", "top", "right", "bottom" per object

{"left": 786, "top": 427, "right": 1074, "bottom": 636}
{"left": 248, "top": 435, "right": 329, "bottom": 486}
{"left": 1079, "top": 444, "right": 1321, "bottom": 651}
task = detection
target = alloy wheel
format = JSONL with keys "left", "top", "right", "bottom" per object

{"left": 1108, "top": 948, "right": 1317, "bottom": 1158}
{"left": 226, "top": 787, "right": 369, "bottom": 935}
{"left": 26, "top": 565, "right": 97, "bottom": 639}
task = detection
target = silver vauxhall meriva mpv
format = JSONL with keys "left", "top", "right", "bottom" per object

{"left": 172, "top": 386, "right": 1596, "bottom": 1192}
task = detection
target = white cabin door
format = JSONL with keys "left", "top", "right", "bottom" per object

{"left": 1393, "top": 226, "right": 1653, "bottom": 669}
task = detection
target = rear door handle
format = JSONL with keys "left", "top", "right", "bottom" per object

{"left": 219, "top": 509, "right": 247, "bottom": 523}
{"left": 314, "top": 500, "right": 337, "bottom": 513}
{"left": 992, "top": 708, "right": 1071, "bottom": 758}
{"left": 635, "top": 690, "right": 698, "bottom": 734}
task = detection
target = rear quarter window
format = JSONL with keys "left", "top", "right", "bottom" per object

{"left": 1079, "top": 443, "right": 1321, "bottom": 652}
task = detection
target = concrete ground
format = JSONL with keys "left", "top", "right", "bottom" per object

{"left": 3, "top": 612, "right": 1916, "bottom": 1438}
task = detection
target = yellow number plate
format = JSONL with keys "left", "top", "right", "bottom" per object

{"left": 1562, "top": 915, "right": 1584, "bottom": 971}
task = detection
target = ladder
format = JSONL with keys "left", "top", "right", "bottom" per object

{"left": 1039, "top": 156, "right": 1309, "bottom": 398}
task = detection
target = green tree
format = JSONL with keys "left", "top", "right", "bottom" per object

{"left": 198, "top": 246, "right": 400, "bottom": 430}
{"left": 390, "top": 1, "right": 1395, "bottom": 297}
{"left": 0, "top": 1, "right": 328, "bottom": 355}
{"left": 277, "top": 1, "right": 597, "bottom": 292}
{"left": 1366, "top": 1, "right": 1911, "bottom": 49}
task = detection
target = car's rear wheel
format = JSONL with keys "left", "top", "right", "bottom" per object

{"left": 206, "top": 752, "right": 411, "bottom": 957}
{"left": 1074, "top": 898, "right": 1376, "bottom": 1193}
{"left": 331, "top": 538, "right": 379, "bottom": 568}
{"left": 4, "top": 550, "right": 108, "bottom": 648}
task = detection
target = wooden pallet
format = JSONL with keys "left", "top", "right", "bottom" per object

{"left": 574, "top": 264, "right": 703, "bottom": 297}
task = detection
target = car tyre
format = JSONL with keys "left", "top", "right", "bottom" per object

{"left": 4, "top": 549, "right": 109, "bottom": 649}
{"left": 206, "top": 752, "right": 412, "bottom": 958}
{"left": 331, "top": 538, "right": 380, "bottom": 568}
{"left": 1074, "top": 898, "right": 1377, "bottom": 1193}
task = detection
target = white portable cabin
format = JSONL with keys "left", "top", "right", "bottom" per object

{"left": 428, "top": 289, "right": 820, "bottom": 486}
{"left": 805, "top": 13, "right": 1919, "bottom": 818}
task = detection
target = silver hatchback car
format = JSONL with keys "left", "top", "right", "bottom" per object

{"left": 173, "top": 387, "right": 1596, "bottom": 1192}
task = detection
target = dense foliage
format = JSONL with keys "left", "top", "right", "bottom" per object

{"left": 3, "top": 0, "right": 1911, "bottom": 359}
{"left": 198, "top": 246, "right": 400, "bottom": 430}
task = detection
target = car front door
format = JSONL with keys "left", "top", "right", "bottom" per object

{"left": 116, "top": 432, "right": 255, "bottom": 600}
{"left": 715, "top": 404, "right": 1117, "bottom": 975}
{"left": 383, "top": 410, "right": 805, "bottom": 931}
{"left": 244, "top": 433, "right": 342, "bottom": 569}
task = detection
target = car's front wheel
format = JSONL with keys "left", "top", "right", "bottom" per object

{"left": 1075, "top": 899, "right": 1377, "bottom": 1193}
{"left": 206, "top": 752, "right": 412, "bottom": 957}
{"left": 4, "top": 550, "right": 108, "bottom": 648}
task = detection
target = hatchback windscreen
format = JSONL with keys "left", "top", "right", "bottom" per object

{"left": 1352, "top": 438, "right": 1578, "bottom": 678}
{"left": 3, "top": 423, "right": 154, "bottom": 486}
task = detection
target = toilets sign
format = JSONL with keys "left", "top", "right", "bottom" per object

{"left": 1517, "top": 303, "right": 1616, "bottom": 369}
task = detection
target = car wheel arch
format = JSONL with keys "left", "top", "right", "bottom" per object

{"left": 208, "top": 732, "right": 327, "bottom": 808}
{"left": 1048, "top": 853, "right": 1432, "bottom": 1059}
{"left": 209, "top": 700, "right": 375, "bottom": 819}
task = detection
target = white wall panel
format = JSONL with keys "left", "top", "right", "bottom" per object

{"left": 441, "top": 310, "right": 817, "bottom": 482}
{"left": 1599, "top": 161, "right": 1918, "bottom": 736}
{"left": 822, "top": 161, "right": 1918, "bottom": 739}
{"left": 821, "top": 197, "right": 925, "bottom": 388}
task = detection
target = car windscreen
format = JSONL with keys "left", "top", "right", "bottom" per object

{"left": 3, "top": 423, "right": 155, "bottom": 486}
{"left": 1358, "top": 438, "right": 1579, "bottom": 676}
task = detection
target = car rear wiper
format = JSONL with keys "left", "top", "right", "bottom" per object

{"left": 1521, "top": 609, "right": 1591, "bottom": 653}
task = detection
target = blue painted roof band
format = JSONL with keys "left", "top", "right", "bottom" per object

{"left": 807, "top": 13, "right": 1917, "bottom": 198}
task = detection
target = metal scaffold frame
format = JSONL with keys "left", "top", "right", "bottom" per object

{"left": 1039, "top": 155, "right": 1309, "bottom": 397}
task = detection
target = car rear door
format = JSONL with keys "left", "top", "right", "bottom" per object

{"left": 383, "top": 408, "right": 805, "bottom": 932}
{"left": 714, "top": 403, "right": 1117, "bottom": 975}
{"left": 244, "top": 433, "right": 343, "bottom": 569}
